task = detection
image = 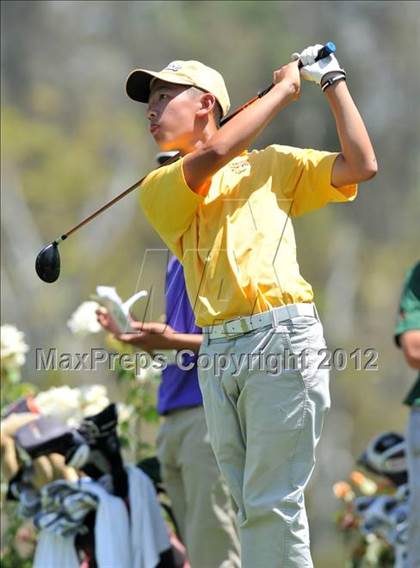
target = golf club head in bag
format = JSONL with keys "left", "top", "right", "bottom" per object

{"left": 77, "top": 403, "right": 128, "bottom": 498}
{"left": 33, "top": 480, "right": 98, "bottom": 537}
{"left": 358, "top": 431, "right": 407, "bottom": 486}
{"left": 353, "top": 495, "right": 377, "bottom": 517}
{"left": 14, "top": 415, "right": 90, "bottom": 469}
{"left": 7, "top": 466, "right": 42, "bottom": 518}
{"left": 387, "top": 502, "right": 409, "bottom": 545}
{"left": 354, "top": 495, "right": 398, "bottom": 540}
{"left": 388, "top": 483, "right": 410, "bottom": 546}
{"left": 385, "top": 501, "right": 409, "bottom": 568}
{"left": 14, "top": 406, "right": 128, "bottom": 498}
{"left": 354, "top": 493, "right": 409, "bottom": 550}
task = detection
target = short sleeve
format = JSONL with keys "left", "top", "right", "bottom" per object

{"left": 139, "top": 158, "right": 204, "bottom": 253}
{"left": 264, "top": 145, "right": 358, "bottom": 217}
{"left": 395, "top": 262, "right": 420, "bottom": 346}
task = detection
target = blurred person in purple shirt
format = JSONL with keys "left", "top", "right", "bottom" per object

{"left": 97, "top": 252, "right": 239, "bottom": 568}
{"left": 158, "top": 255, "right": 202, "bottom": 415}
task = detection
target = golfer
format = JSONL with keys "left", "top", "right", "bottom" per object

{"left": 125, "top": 44, "right": 377, "bottom": 567}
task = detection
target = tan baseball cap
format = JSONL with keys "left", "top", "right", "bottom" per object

{"left": 126, "top": 60, "right": 230, "bottom": 118}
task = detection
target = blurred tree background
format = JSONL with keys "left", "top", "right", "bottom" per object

{"left": 1, "top": 1, "right": 419, "bottom": 565}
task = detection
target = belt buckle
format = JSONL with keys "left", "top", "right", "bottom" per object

{"left": 239, "top": 316, "right": 252, "bottom": 333}
{"left": 222, "top": 316, "right": 252, "bottom": 336}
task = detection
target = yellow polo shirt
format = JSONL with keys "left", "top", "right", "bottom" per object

{"left": 140, "top": 145, "right": 357, "bottom": 327}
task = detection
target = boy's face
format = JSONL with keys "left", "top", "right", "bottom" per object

{"left": 147, "top": 80, "right": 201, "bottom": 153}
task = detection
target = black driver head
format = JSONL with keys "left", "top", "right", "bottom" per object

{"left": 35, "top": 242, "right": 60, "bottom": 283}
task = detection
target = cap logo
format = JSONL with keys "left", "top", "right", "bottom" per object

{"left": 164, "top": 63, "right": 182, "bottom": 72}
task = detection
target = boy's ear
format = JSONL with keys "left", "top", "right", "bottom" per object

{"left": 196, "top": 93, "right": 216, "bottom": 118}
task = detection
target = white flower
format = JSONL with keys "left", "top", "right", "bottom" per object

{"left": 79, "top": 384, "right": 108, "bottom": 405}
{"left": 1, "top": 325, "right": 29, "bottom": 369}
{"left": 34, "top": 384, "right": 111, "bottom": 425}
{"left": 67, "top": 301, "right": 101, "bottom": 336}
{"left": 117, "top": 403, "right": 134, "bottom": 423}
{"left": 34, "top": 386, "right": 82, "bottom": 425}
{"left": 78, "top": 384, "right": 110, "bottom": 418}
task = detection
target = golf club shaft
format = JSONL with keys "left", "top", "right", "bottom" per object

{"left": 59, "top": 179, "right": 141, "bottom": 241}
{"left": 55, "top": 42, "right": 335, "bottom": 241}
{"left": 57, "top": 153, "right": 181, "bottom": 241}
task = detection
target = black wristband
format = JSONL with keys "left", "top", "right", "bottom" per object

{"left": 321, "top": 71, "right": 346, "bottom": 92}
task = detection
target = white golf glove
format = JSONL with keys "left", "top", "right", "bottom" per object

{"left": 291, "top": 44, "right": 345, "bottom": 88}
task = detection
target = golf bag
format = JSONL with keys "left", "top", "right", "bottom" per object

{"left": 6, "top": 403, "right": 188, "bottom": 568}
{"left": 356, "top": 431, "right": 410, "bottom": 567}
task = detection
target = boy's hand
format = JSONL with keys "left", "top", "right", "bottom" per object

{"left": 291, "top": 44, "right": 345, "bottom": 85}
{"left": 116, "top": 322, "right": 177, "bottom": 352}
{"left": 273, "top": 61, "right": 301, "bottom": 99}
{"left": 96, "top": 308, "right": 176, "bottom": 352}
{"left": 96, "top": 307, "right": 122, "bottom": 336}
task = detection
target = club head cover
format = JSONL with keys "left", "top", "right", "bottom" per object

{"left": 14, "top": 416, "right": 90, "bottom": 469}
{"left": 78, "top": 404, "right": 127, "bottom": 497}
{"left": 357, "top": 432, "right": 407, "bottom": 486}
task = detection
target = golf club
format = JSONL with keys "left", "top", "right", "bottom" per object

{"left": 35, "top": 42, "right": 336, "bottom": 283}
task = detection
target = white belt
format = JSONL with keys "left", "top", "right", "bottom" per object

{"left": 203, "top": 303, "right": 318, "bottom": 340}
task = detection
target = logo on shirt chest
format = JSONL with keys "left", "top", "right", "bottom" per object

{"left": 229, "top": 157, "right": 251, "bottom": 176}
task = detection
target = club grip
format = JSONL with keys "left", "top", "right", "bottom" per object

{"left": 298, "top": 41, "right": 336, "bottom": 69}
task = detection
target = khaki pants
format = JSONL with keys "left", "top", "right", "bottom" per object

{"left": 199, "top": 313, "right": 330, "bottom": 568}
{"left": 156, "top": 406, "right": 240, "bottom": 568}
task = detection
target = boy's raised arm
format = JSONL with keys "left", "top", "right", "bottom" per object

{"left": 325, "top": 81, "right": 378, "bottom": 187}
{"left": 292, "top": 43, "right": 377, "bottom": 187}
{"left": 183, "top": 44, "right": 377, "bottom": 195}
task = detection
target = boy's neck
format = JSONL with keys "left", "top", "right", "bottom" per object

{"left": 179, "top": 120, "right": 219, "bottom": 156}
